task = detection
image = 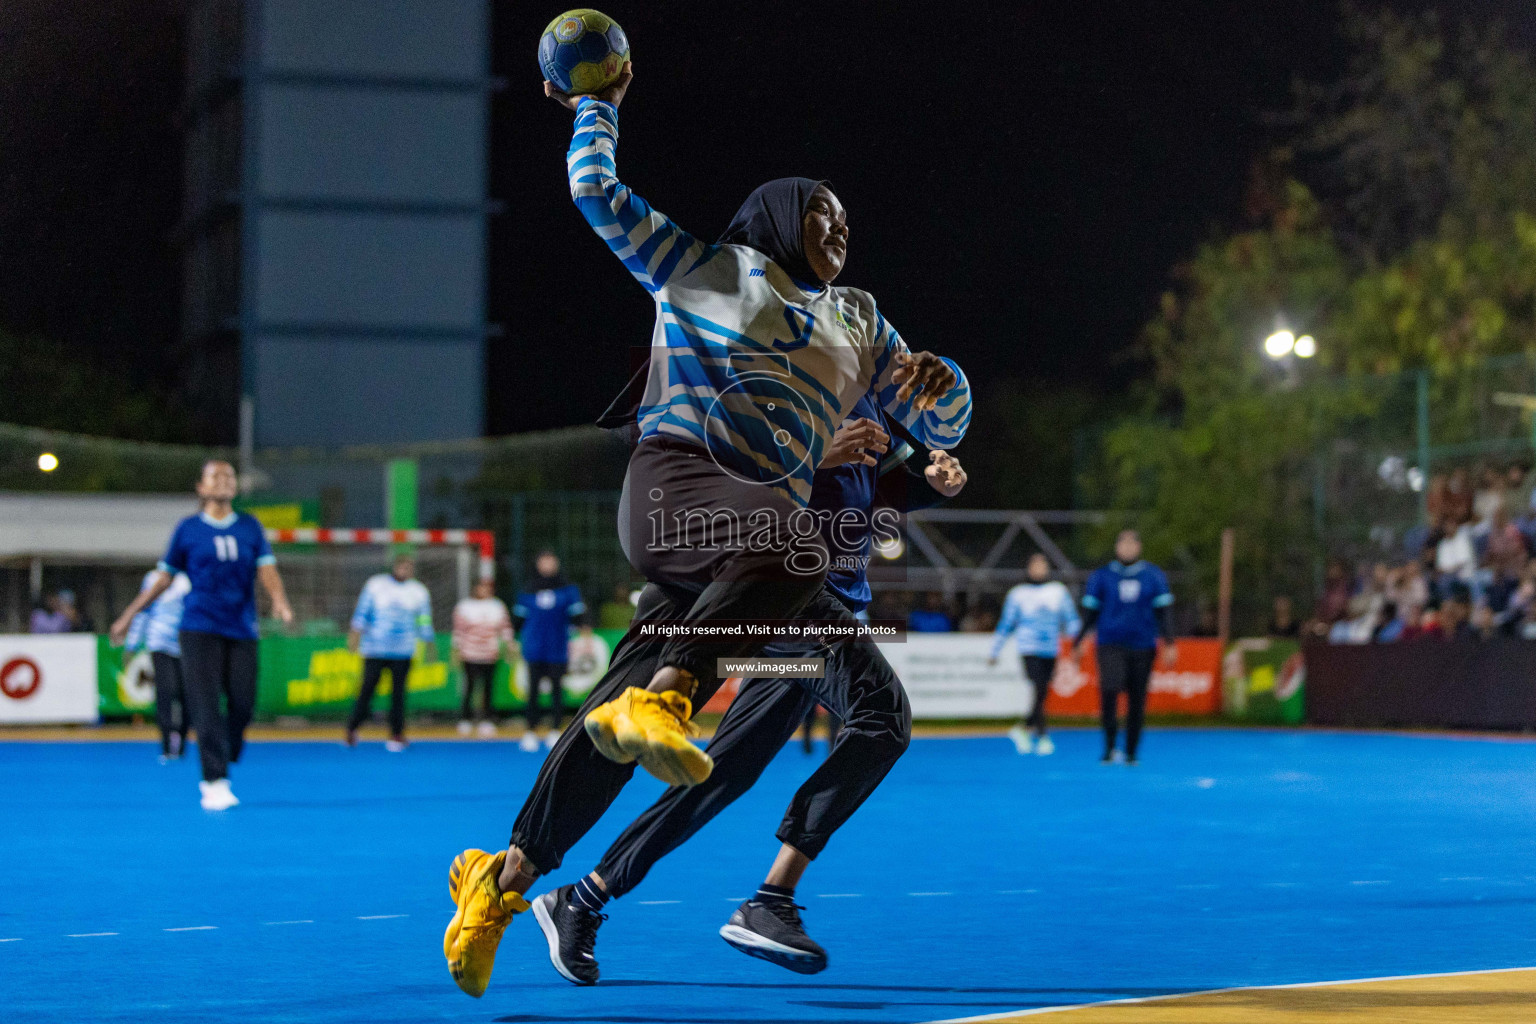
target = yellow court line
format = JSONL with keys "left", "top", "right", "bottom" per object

{"left": 929, "top": 967, "right": 1536, "bottom": 1023}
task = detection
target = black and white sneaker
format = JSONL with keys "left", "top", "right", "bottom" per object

{"left": 531, "top": 884, "right": 605, "bottom": 985}
{"left": 719, "top": 899, "right": 828, "bottom": 974}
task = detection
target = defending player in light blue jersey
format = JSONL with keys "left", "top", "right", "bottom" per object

{"left": 988, "top": 554, "right": 1081, "bottom": 755}
{"left": 345, "top": 554, "right": 435, "bottom": 752}
{"left": 125, "top": 569, "right": 192, "bottom": 761}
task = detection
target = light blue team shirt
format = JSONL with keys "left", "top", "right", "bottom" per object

{"left": 567, "top": 98, "right": 972, "bottom": 507}
{"left": 126, "top": 570, "right": 191, "bottom": 657}
{"left": 350, "top": 574, "right": 435, "bottom": 660}
{"left": 990, "top": 580, "right": 1082, "bottom": 659}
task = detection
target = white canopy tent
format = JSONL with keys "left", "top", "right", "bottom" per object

{"left": 0, "top": 493, "right": 194, "bottom": 601}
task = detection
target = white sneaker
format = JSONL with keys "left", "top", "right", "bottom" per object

{"left": 385, "top": 738, "right": 408, "bottom": 753}
{"left": 1035, "top": 735, "right": 1055, "bottom": 756}
{"left": 476, "top": 720, "right": 497, "bottom": 739}
{"left": 1008, "top": 725, "right": 1034, "bottom": 755}
{"left": 199, "top": 779, "right": 239, "bottom": 811}
{"left": 542, "top": 729, "right": 559, "bottom": 750}
{"left": 456, "top": 719, "right": 473, "bottom": 737}
{"left": 519, "top": 731, "right": 541, "bottom": 752}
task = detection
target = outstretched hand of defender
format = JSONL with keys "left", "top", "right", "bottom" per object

{"left": 926, "top": 450, "right": 967, "bottom": 497}
{"left": 544, "top": 61, "right": 633, "bottom": 111}
{"left": 893, "top": 351, "right": 958, "bottom": 412}
{"left": 823, "top": 417, "right": 890, "bottom": 468}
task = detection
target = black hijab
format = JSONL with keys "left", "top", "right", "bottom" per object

{"left": 717, "top": 176, "right": 829, "bottom": 286}
{"left": 596, "top": 177, "right": 828, "bottom": 431}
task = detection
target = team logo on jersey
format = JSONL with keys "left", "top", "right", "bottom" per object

{"left": 1118, "top": 579, "right": 1142, "bottom": 602}
{"left": 749, "top": 268, "right": 767, "bottom": 278}
{"left": 833, "top": 307, "right": 857, "bottom": 334}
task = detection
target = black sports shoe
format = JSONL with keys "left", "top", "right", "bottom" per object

{"left": 719, "top": 898, "right": 828, "bottom": 974}
{"left": 532, "top": 884, "right": 605, "bottom": 985}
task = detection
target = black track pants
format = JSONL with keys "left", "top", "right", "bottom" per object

{"left": 595, "top": 588, "right": 911, "bottom": 897}
{"left": 178, "top": 630, "right": 258, "bottom": 783}
{"left": 461, "top": 661, "right": 497, "bottom": 720}
{"left": 348, "top": 657, "right": 411, "bottom": 738}
{"left": 1097, "top": 645, "right": 1154, "bottom": 758}
{"left": 150, "top": 651, "right": 187, "bottom": 755}
{"left": 1020, "top": 654, "right": 1056, "bottom": 735}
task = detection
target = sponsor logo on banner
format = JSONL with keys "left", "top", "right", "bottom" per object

{"left": 1048, "top": 637, "right": 1221, "bottom": 717}
{"left": 563, "top": 631, "right": 611, "bottom": 699}
{"left": 118, "top": 650, "right": 157, "bottom": 710}
{"left": 0, "top": 635, "right": 98, "bottom": 723}
{"left": 1, "top": 657, "right": 41, "bottom": 699}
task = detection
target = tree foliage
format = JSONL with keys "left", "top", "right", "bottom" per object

{"left": 0, "top": 328, "right": 190, "bottom": 441}
{"left": 1087, "top": 8, "right": 1536, "bottom": 627}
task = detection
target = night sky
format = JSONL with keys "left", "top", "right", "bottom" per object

{"left": 1, "top": 1, "right": 1531, "bottom": 441}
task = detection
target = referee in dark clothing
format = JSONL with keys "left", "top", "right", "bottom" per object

{"left": 1069, "top": 530, "right": 1176, "bottom": 765}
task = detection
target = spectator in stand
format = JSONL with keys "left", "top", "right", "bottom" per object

{"left": 1435, "top": 517, "right": 1478, "bottom": 600}
{"left": 1438, "top": 591, "right": 1475, "bottom": 640}
{"left": 1268, "top": 596, "right": 1300, "bottom": 638}
{"left": 1508, "top": 463, "right": 1532, "bottom": 517}
{"left": 907, "top": 592, "right": 954, "bottom": 633}
{"left": 453, "top": 577, "right": 516, "bottom": 738}
{"left": 1473, "top": 464, "right": 1506, "bottom": 532}
{"left": 1316, "top": 561, "right": 1352, "bottom": 627}
{"left": 1443, "top": 467, "right": 1475, "bottom": 526}
{"left": 1329, "top": 594, "right": 1382, "bottom": 644}
{"left": 29, "top": 592, "right": 70, "bottom": 634}
{"left": 1495, "top": 565, "right": 1536, "bottom": 635}
{"left": 1374, "top": 602, "right": 1405, "bottom": 642}
{"left": 1469, "top": 603, "right": 1498, "bottom": 640}
{"left": 1396, "top": 603, "right": 1434, "bottom": 641}
{"left": 1386, "top": 561, "right": 1429, "bottom": 614}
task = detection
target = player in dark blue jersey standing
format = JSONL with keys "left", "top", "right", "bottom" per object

{"left": 1070, "top": 530, "right": 1175, "bottom": 766}
{"left": 513, "top": 551, "right": 588, "bottom": 750}
{"left": 112, "top": 461, "right": 294, "bottom": 810}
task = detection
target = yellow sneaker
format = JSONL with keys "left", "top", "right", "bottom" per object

{"left": 583, "top": 690, "right": 639, "bottom": 765}
{"left": 444, "top": 848, "right": 530, "bottom": 998}
{"left": 585, "top": 686, "right": 713, "bottom": 786}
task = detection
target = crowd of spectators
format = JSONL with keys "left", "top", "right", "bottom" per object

{"left": 1307, "top": 462, "right": 1536, "bottom": 642}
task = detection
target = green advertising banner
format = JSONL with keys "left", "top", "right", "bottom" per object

{"left": 98, "top": 629, "right": 624, "bottom": 722}
{"left": 1221, "top": 638, "right": 1305, "bottom": 725}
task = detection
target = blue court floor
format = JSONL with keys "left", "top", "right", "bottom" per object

{"left": 3, "top": 728, "right": 1535, "bottom": 1023}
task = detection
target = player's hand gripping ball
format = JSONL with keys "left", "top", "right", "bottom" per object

{"left": 538, "top": 9, "right": 630, "bottom": 95}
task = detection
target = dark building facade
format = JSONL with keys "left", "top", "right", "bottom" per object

{"left": 181, "top": 0, "right": 492, "bottom": 446}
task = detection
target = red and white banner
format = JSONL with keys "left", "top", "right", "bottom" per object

{"left": 0, "top": 634, "right": 98, "bottom": 723}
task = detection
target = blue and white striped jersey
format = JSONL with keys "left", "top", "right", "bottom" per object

{"left": 126, "top": 570, "right": 190, "bottom": 657}
{"left": 350, "top": 574, "right": 435, "bottom": 660}
{"left": 990, "top": 581, "right": 1081, "bottom": 659}
{"left": 567, "top": 98, "right": 972, "bottom": 506}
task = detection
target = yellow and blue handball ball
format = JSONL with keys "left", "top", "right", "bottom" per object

{"left": 538, "top": 9, "right": 630, "bottom": 96}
